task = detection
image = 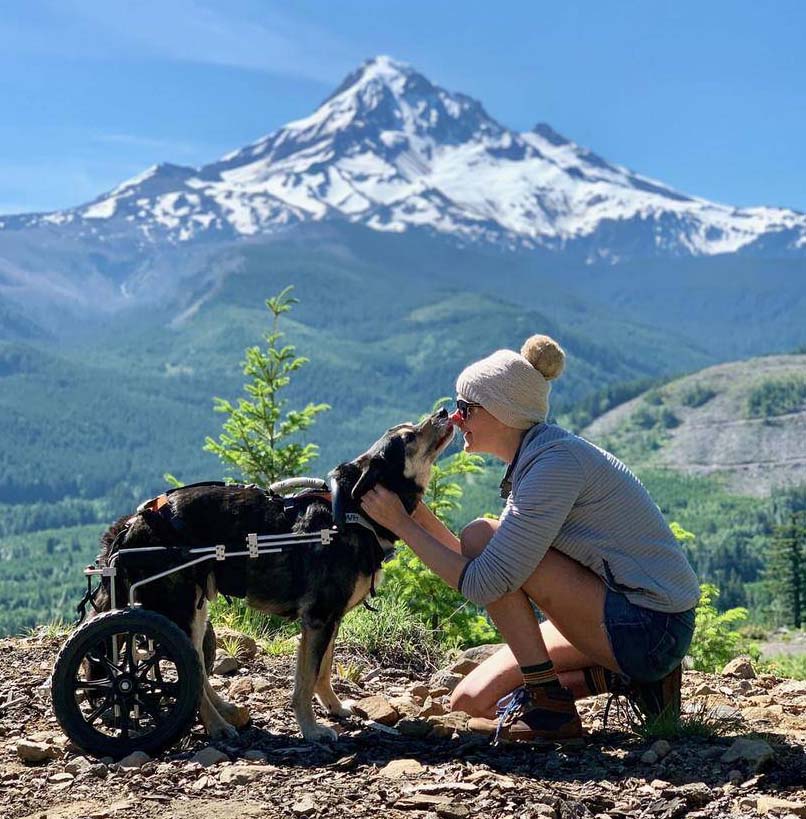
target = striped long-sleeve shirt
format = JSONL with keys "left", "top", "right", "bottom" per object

{"left": 457, "top": 423, "right": 701, "bottom": 613}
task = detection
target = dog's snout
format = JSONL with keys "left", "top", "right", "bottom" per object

{"left": 436, "top": 407, "right": 448, "bottom": 420}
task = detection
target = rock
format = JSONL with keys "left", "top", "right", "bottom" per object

{"left": 705, "top": 704, "right": 743, "bottom": 721}
{"left": 47, "top": 772, "right": 74, "bottom": 784}
{"left": 641, "top": 751, "right": 659, "bottom": 765}
{"left": 773, "top": 680, "right": 806, "bottom": 697}
{"left": 419, "top": 696, "right": 446, "bottom": 718}
{"left": 428, "top": 669, "right": 464, "bottom": 693}
{"left": 219, "top": 765, "right": 265, "bottom": 785}
{"left": 448, "top": 658, "right": 479, "bottom": 676}
{"left": 559, "top": 800, "right": 597, "bottom": 818}
{"left": 215, "top": 627, "right": 258, "bottom": 660}
{"left": 117, "top": 751, "right": 151, "bottom": 769}
{"left": 651, "top": 740, "right": 672, "bottom": 759}
{"left": 64, "top": 756, "right": 92, "bottom": 775}
{"left": 396, "top": 793, "right": 451, "bottom": 809}
{"left": 756, "top": 796, "right": 806, "bottom": 817}
{"left": 721, "top": 738, "right": 775, "bottom": 771}
{"left": 241, "top": 750, "right": 267, "bottom": 761}
{"left": 403, "top": 784, "right": 480, "bottom": 795}
{"left": 436, "top": 804, "right": 470, "bottom": 819}
{"left": 408, "top": 684, "right": 430, "bottom": 704}
{"left": 361, "top": 668, "right": 384, "bottom": 683}
{"left": 192, "top": 746, "right": 229, "bottom": 767}
{"left": 722, "top": 656, "right": 756, "bottom": 679}
{"left": 388, "top": 695, "right": 420, "bottom": 717}
{"left": 229, "top": 676, "right": 254, "bottom": 698}
{"left": 353, "top": 695, "right": 399, "bottom": 725}
{"left": 397, "top": 718, "right": 433, "bottom": 738}
{"left": 742, "top": 705, "right": 783, "bottom": 725}
{"left": 458, "top": 643, "right": 504, "bottom": 664}
{"left": 253, "top": 676, "right": 275, "bottom": 693}
{"left": 693, "top": 683, "right": 720, "bottom": 696}
{"left": 213, "top": 650, "right": 240, "bottom": 675}
{"left": 292, "top": 795, "right": 316, "bottom": 816}
{"left": 429, "top": 686, "right": 451, "bottom": 698}
{"left": 379, "top": 758, "right": 424, "bottom": 779}
{"left": 16, "top": 739, "right": 59, "bottom": 763}
{"left": 427, "top": 711, "right": 470, "bottom": 739}
{"left": 676, "top": 783, "right": 712, "bottom": 807}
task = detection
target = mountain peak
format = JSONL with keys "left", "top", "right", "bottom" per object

{"left": 323, "top": 55, "right": 417, "bottom": 104}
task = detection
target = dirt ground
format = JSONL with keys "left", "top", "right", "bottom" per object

{"left": 2, "top": 632, "right": 805, "bottom": 819}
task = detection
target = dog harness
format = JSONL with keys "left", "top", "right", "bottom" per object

{"left": 76, "top": 478, "right": 395, "bottom": 622}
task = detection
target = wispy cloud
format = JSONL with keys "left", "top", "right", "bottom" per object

{"left": 1, "top": 0, "right": 355, "bottom": 84}
{"left": 89, "top": 132, "right": 207, "bottom": 160}
{"left": 0, "top": 158, "right": 144, "bottom": 216}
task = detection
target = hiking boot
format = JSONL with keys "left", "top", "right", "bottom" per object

{"left": 468, "top": 684, "right": 583, "bottom": 744}
{"left": 631, "top": 664, "right": 683, "bottom": 721}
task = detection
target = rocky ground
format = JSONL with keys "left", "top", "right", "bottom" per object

{"left": 2, "top": 632, "right": 805, "bottom": 819}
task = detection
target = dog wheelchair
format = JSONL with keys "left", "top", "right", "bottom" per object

{"left": 50, "top": 477, "right": 354, "bottom": 759}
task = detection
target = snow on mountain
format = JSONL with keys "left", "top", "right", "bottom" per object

{"left": 3, "top": 55, "right": 805, "bottom": 259}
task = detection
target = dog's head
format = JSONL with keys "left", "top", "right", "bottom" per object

{"left": 331, "top": 407, "right": 455, "bottom": 517}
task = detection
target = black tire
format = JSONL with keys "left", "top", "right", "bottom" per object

{"left": 51, "top": 609, "right": 202, "bottom": 759}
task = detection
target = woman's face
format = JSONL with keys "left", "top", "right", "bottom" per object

{"left": 455, "top": 402, "right": 501, "bottom": 454}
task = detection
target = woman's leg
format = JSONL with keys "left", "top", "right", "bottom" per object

{"left": 450, "top": 519, "right": 621, "bottom": 718}
{"left": 451, "top": 620, "right": 609, "bottom": 718}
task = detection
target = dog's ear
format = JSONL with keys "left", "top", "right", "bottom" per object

{"left": 351, "top": 456, "right": 384, "bottom": 500}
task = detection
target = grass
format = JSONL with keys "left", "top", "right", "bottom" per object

{"left": 209, "top": 591, "right": 449, "bottom": 673}
{"left": 759, "top": 653, "right": 806, "bottom": 680}
{"left": 27, "top": 618, "right": 73, "bottom": 640}
{"left": 338, "top": 596, "right": 447, "bottom": 674}
{"left": 629, "top": 697, "right": 744, "bottom": 741}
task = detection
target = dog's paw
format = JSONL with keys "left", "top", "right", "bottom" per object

{"left": 302, "top": 723, "right": 338, "bottom": 743}
{"left": 329, "top": 699, "right": 356, "bottom": 718}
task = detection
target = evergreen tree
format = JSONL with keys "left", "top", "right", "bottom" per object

{"left": 766, "top": 509, "right": 806, "bottom": 628}
{"left": 204, "top": 286, "right": 329, "bottom": 485}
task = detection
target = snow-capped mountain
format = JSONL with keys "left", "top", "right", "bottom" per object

{"left": 2, "top": 55, "right": 806, "bottom": 260}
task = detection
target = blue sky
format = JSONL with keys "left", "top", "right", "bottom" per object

{"left": 2, "top": 0, "right": 804, "bottom": 215}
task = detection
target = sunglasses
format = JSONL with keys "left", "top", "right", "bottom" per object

{"left": 455, "top": 399, "right": 482, "bottom": 421}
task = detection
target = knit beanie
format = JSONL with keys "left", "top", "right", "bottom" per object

{"left": 455, "top": 335, "right": 566, "bottom": 429}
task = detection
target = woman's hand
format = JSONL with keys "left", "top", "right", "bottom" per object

{"left": 360, "top": 485, "right": 411, "bottom": 535}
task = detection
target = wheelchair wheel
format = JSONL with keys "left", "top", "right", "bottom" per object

{"left": 51, "top": 609, "right": 202, "bottom": 759}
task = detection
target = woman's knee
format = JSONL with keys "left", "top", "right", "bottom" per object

{"left": 459, "top": 518, "right": 499, "bottom": 559}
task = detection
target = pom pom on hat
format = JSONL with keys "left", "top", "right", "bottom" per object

{"left": 520, "top": 335, "right": 565, "bottom": 380}
{"left": 455, "top": 334, "right": 566, "bottom": 429}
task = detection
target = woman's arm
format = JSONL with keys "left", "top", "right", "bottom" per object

{"left": 412, "top": 502, "right": 462, "bottom": 553}
{"left": 361, "top": 487, "right": 468, "bottom": 588}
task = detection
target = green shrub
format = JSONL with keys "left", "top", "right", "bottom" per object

{"left": 631, "top": 406, "right": 657, "bottom": 430}
{"left": 658, "top": 407, "right": 680, "bottom": 429}
{"left": 759, "top": 652, "right": 806, "bottom": 680}
{"left": 383, "top": 544, "right": 498, "bottom": 647}
{"left": 688, "top": 583, "right": 759, "bottom": 673}
{"left": 339, "top": 595, "right": 446, "bottom": 673}
{"left": 746, "top": 376, "right": 806, "bottom": 419}
{"left": 680, "top": 385, "right": 716, "bottom": 408}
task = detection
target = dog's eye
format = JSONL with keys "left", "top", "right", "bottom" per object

{"left": 403, "top": 432, "right": 416, "bottom": 443}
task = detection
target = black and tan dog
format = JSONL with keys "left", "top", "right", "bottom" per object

{"left": 96, "top": 409, "right": 454, "bottom": 742}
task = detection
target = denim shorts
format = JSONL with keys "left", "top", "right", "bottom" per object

{"left": 603, "top": 586, "right": 695, "bottom": 684}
